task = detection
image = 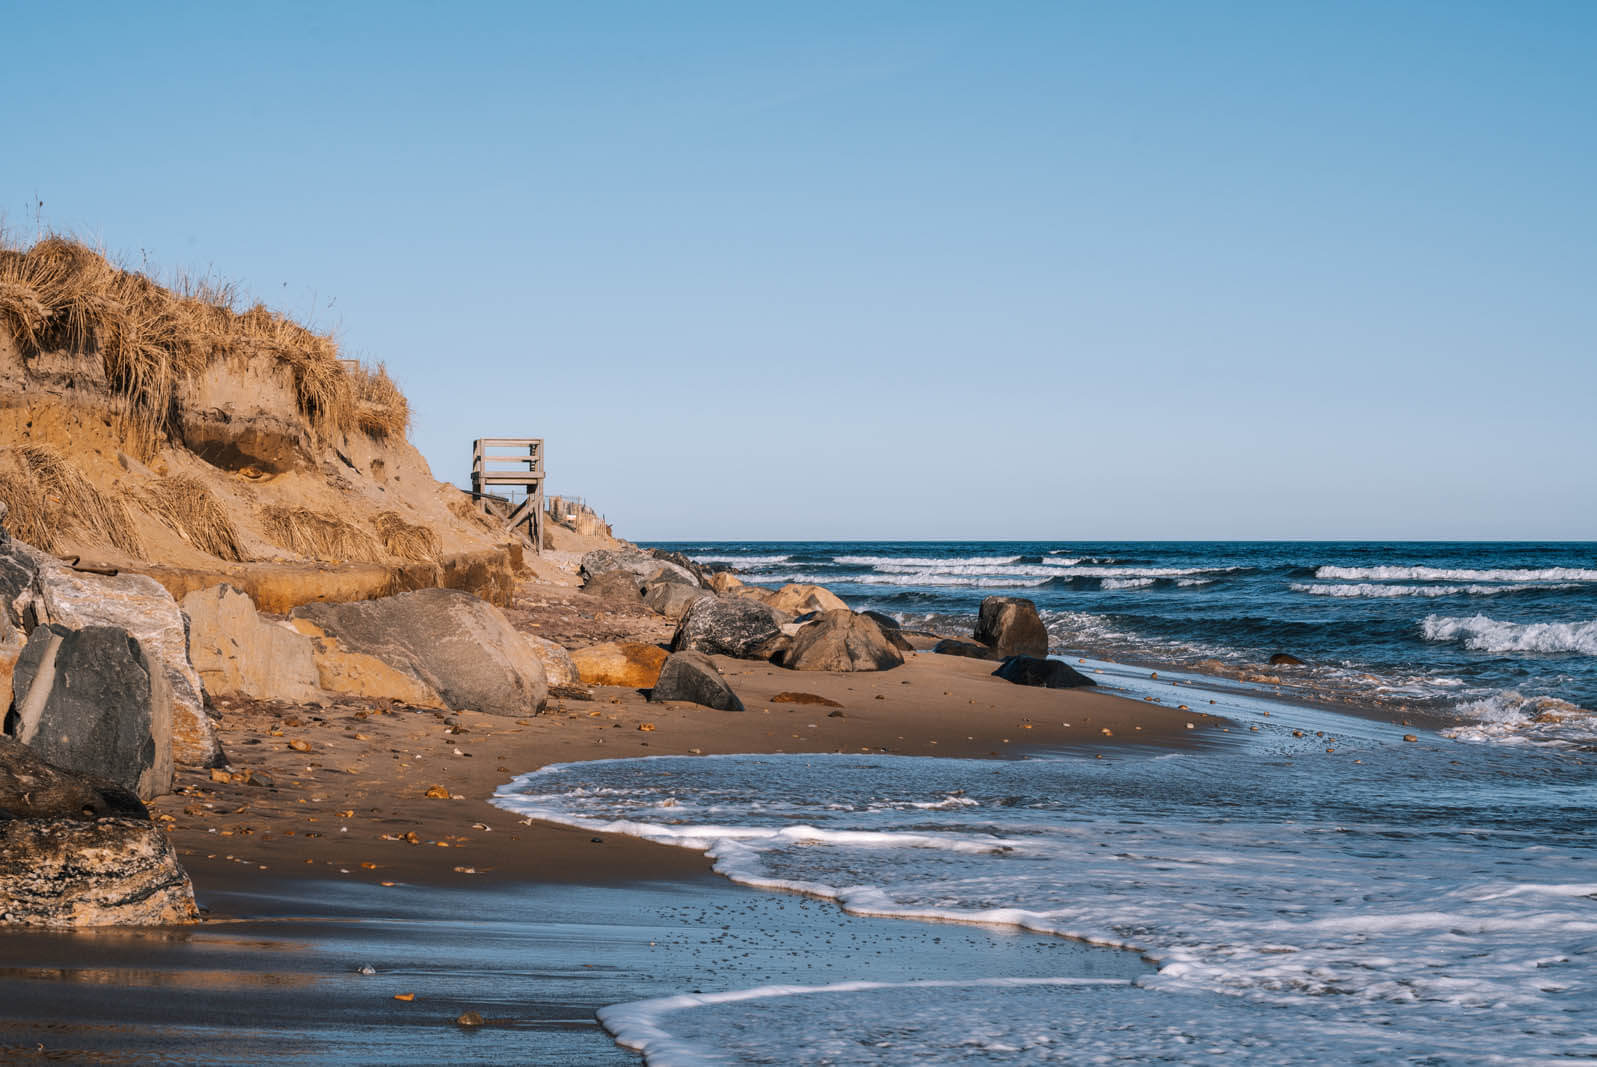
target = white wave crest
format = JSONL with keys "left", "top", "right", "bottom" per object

{"left": 1101, "top": 577, "right": 1155, "bottom": 589}
{"left": 1294, "top": 582, "right": 1581, "bottom": 599}
{"left": 1176, "top": 578, "right": 1215, "bottom": 587}
{"left": 833, "top": 555, "right": 1022, "bottom": 567}
{"left": 1420, "top": 614, "right": 1597, "bottom": 655}
{"left": 690, "top": 554, "right": 792, "bottom": 565}
{"left": 1317, "top": 565, "right": 1597, "bottom": 582}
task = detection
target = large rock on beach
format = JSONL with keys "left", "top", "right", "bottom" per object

{"left": 861, "top": 610, "right": 914, "bottom": 651}
{"left": 181, "top": 585, "right": 324, "bottom": 704}
{"left": 707, "top": 571, "right": 744, "bottom": 593}
{"left": 289, "top": 619, "right": 447, "bottom": 709}
{"left": 776, "top": 611, "right": 904, "bottom": 672}
{"left": 974, "top": 596, "right": 1049, "bottom": 659}
{"left": 0, "top": 736, "right": 197, "bottom": 927}
{"left": 9, "top": 625, "right": 174, "bottom": 800}
{"left": 768, "top": 584, "right": 849, "bottom": 617}
{"left": 523, "top": 633, "right": 579, "bottom": 689}
{"left": 992, "top": 656, "right": 1096, "bottom": 689}
{"left": 649, "top": 651, "right": 744, "bottom": 711}
{"left": 570, "top": 641, "right": 669, "bottom": 688}
{"left": 26, "top": 558, "right": 217, "bottom": 767}
{"left": 580, "top": 548, "right": 699, "bottom": 588}
{"left": 643, "top": 581, "right": 711, "bottom": 621}
{"left": 645, "top": 549, "right": 709, "bottom": 587}
{"left": 583, "top": 568, "right": 643, "bottom": 603}
{"left": 292, "top": 589, "right": 548, "bottom": 716}
{"left": 672, "top": 596, "right": 783, "bottom": 659}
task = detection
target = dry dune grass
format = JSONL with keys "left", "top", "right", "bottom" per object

{"left": 0, "top": 234, "right": 405, "bottom": 454}
{"left": 375, "top": 510, "right": 441, "bottom": 562}
{"left": 0, "top": 446, "right": 142, "bottom": 556}
{"left": 141, "top": 476, "right": 247, "bottom": 562}
{"left": 259, "top": 504, "right": 382, "bottom": 563}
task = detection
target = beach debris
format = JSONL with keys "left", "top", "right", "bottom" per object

{"left": 638, "top": 723, "right": 656, "bottom": 732}
{"left": 452, "top": 866, "right": 478, "bottom": 875}
{"left": 455, "top": 1010, "right": 485, "bottom": 1027}
{"left": 209, "top": 768, "right": 232, "bottom": 783}
{"left": 772, "top": 692, "right": 843, "bottom": 707}
{"left": 1186, "top": 723, "right": 1195, "bottom": 729}
{"left": 288, "top": 739, "right": 311, "bottom": 753}
{"left": 424, "top": 785, "right": 450, "bottom": 799}
{"left": 393, "top": 992, "right": 415, "bottom": 1001}
{"left": 356, "top": 964, "right": 376, "bottom": 975}
{"left": 1403, "top": 734, "right": 1419, "bottom": 742}
{"left": 1293, "top": 730, "right": 1305, "bottom": 738}
{"left": 1100, "top": 728, "right": 1113, "bottom": 736}
{"left": 590, "top": 836, "right": 604, "bottom": 844}
{"left": 828, "top": 710, "right": 846, "bottom": 718}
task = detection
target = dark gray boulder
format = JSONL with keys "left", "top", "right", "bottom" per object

{"left": 974, "top": 597, "right": 1049, "bottom": 659}
{"left": 862, "top": 610, "right": 914, "bottom": 651}
{"left": 672, "top": 596, "right": 782, "bottom": 659}
{"left": 9, "top": 625, "right": 173, "bottom": 800}
{"left": 1268, "top": 653, "right": 1307, "bottom": 667}
{"left": 0, "top": 736, "right": 197, "bottom": 927}
{"left": 643, "top": 581, "right": 711, "bottom": 621}
{"left": 581, "top": 548, "right": 699, "bottom": 588}
{"left": 646, "top": 549, "right": 710, "bottom": 586}
{"left": 932, "top": 637, "right": 999, "bottom": 660}
{"left": 992, "top": 656, "right": 1096, "bottom": 689}
{"left": 584, "top": 568, "right": 643, "bottom": 602}
{"left": 775, "top": 611, "right": 904, "bottom": 672}
{"left": 648, "top": 651, "right": 744, "bottom": 711}
{"left": 291, "top": 588, "right": 548, "bottom": 717}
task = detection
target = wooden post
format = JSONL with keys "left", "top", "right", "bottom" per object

{"left": 470, "top": 437, "right": 545, "bottom": 552}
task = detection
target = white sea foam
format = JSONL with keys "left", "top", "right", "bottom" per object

{"left": 833, "top": 555, "right": 1023, "bottom": 567}
{"left": 1101, "top": 577, "right": 1156, "bottom": 589}
{"left": 1294, "top": 581, "right": 1581, "bottom": 599}
{"left": 1442, "top": 691, "right": 1597, "bottom": 745}
{"left": 1421, "top": 613, "right": 1597, "bottom": 655}
{"left": 1316, "top": 565, "right": 1597, "bottom": 582}
{"left": 1175, "top": 577, "right": 1215, "bottom": 587}
{"left": 688, "top": 554, "right": 792, "bottom": 565}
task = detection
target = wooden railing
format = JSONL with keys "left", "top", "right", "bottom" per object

{"left": 470, "top": 438, "right": 544, "bottom": 552}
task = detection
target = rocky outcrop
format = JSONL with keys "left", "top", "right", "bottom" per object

{"left": 581, "top": 548, "right": 699, "bottom": 588}
{"left": 643, "top": 581, "right": 711, "bottom": 621}
{"left": 991, "top": 656, "right": 1096, "bottom": 689}
{"left": 707, "top": 571, "right": 744, "bottom": 593}
{"left": 974, "top": 597, "right": 1049, "bottom": 659}
{"left": 9, "top": 625, "right": 174, "bottom": 800}
{"left": 288, "top": 619, "right": 447, "bottom": 708}
{"left": 181, "top": 585, "right": 324, "bottom": 704}
{"left": 0, "top": 737, "right": 196, "bottom": 927}
{"left": 292, "top": 589, "right": 548, "bottom": 717}
{"left": 932, "top": 637, "right": 998, "bottom": 660}
{"left": 0, "top": 613, "right": 20, "bottom": 729}
{"left": 768, "top": 584, "right": 849, "bottom": 617}
{"left": 523, "top": 633, "right": 579, "bottom": 689}
{"left": 775, "top": 611, "right": 904, "bottom": 672}
{"left": 648, "top": 651, "right": 744, "bottom": 711}
{"left": 23, "top": 555, "right": 217, "bottom": 767}
{"left": 672, "top": 597, "right": 782, "bottom": 659}
{"left": 570, "top": 642, "right": 669, "bottom": 688}
{"left": 583, "top": 569, "right": 643, "bottom": 603}
{"left": 861, "top": 610, "right": 913, "bottom": 651}
{"left": 645, "top": 549, "right": 709, "bottom": 586}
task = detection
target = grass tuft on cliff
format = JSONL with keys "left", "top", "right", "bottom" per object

{"left": 0, "top": 446, "right": 143, "bottom": 556}
{"left": 259, "top": 505, "right": 383, "bottom": 563}
{"left": 142, "top": 476, "right": 248, "bottom": 562}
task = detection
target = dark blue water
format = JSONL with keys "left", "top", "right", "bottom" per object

{"left": 650, "top": 541, "right": 1597, "bottom": 742}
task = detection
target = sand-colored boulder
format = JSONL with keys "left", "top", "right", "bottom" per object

{"left": 974, "top": 596, "right": 1049, "bottom": 659}
{"left": 9, "top": 625, "right": 174, "bottom": 800}
{"left": 581, "top": 548, "right": 698, "bottom": 588}
{"left": 0, "top": 614, "right": 19, "bottom": 725}
{"left": 776, "top": 611, "right": 903, "bottom": 672}
{"left": 728, "top": 585, "right": 779, "bottom": 606}
{"left": 571, "top": 642, "right": 669, "bottom": 688}
{"left": 707, "top": 571, "right": 744, "bottom": 593}
{"left": 643, "top": 581, "right": 712, "bottom": 621}
{"left": 768, "top": 584, "right": 849, "bottom": 616}
{"left": 30, "top": 563, "right": 217, "bottom": 767}
{"left": 289, "top": 619, "right": 447, "bottom": 708}
{"left": 292, "top": 589, "right": 547, "bottom": 716}
{"left": 523, "top": 633, "right": 579, "bottom": 689}
{"left": 672, "top": 597, "right": 783, "bottom": 659}
{"left": 0, "top": 737, "right": 196, "bottom": 927}
{"left": 648, "top": 651, "right": 743, "bottom": 711}
{"left": 584, "top": 569, "right": 643, "bottom": 603}
{"left": 182, "top": 585, "right": 324, "bottom": 704}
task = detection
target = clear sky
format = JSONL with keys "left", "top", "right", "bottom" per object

{"left": 5, "top": 1, "right": 1593, "bottom": 540}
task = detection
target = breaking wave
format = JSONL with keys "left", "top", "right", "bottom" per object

{"left": 1421, "top": 614, "right": 1597, "bottom": 655}
{"left": 1294, "top": 582, "right": 1581, "bottom": 599}
{"left": 1317, "top": 565, "right": 1597, "bottom": 582}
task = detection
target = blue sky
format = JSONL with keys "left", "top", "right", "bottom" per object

{"left": 5, "top": 2, "right": 1593, "bottom": 540}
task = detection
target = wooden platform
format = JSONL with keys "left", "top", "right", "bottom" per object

{"left": 471, "top": 438, "right": 544, "bottom": 552}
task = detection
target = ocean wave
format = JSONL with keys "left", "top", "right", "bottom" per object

{"left": 832, "top": 555, "right": 1022, "bottom": 567}
{"left": 1101, "top": 577, "right": 1155, "bottom": 589}
{"left": 1294, "top": 582, "right": 1581, "bottom": 599}
{"left": 748, "top": 572, "right": 1053, "bottom": 589}
{"left": 1317, "top": 565, "right": 1597, "bottom": 582}
{"left": 1176, "top": 578, "right": 1215, "bottom": 587}
{"left": 1421, "top": 614, "right": 1597, "bottom": 655}
{"left": 874, "top": 562, "right": 1095, "bottom": 578}
{"left": 1442, "top": 692, "right": 1597, "bottom": 745}
{"left": 690, "top": 554, "right": 792, "bottom": 565}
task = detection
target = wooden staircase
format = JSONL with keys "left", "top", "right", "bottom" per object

{"left": 470, "top": 438, "right": 544, "bottom": 552}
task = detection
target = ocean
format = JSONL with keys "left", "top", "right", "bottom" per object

{"left": 494, "top": 541, "right": 1597, "bottom": 1064}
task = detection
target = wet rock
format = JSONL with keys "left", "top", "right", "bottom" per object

{"left": 10, "top": 625, "right": 174, "bottom": 799}
{"left": 672, "top": 597, "right": 782, "bottom": 659}
{"left": 570, "top": 642, "right": 669, "bottom": 688}
{"left": 771, "top": 691, "right": 844, "bottom": 708}
{"left": 455, "top": 1010, "right": 485, "bottom": 1028}
{"left": 775, "top": 611, "right": 904, "bottom": 672}
{"left": 292, "top": 589, "right": 548, "bottom": 717}
{"left": 0, "top": 736, "right": 197, "bottom": 927}
{"left": 991, "top": 656, "right": 1096, "bottom": 690}
{"left": 932, "top": 637, "right": 999, "bottom": 660}
{"left": 1268, "top": 653, "right": 1306, "bottom": 667}
{"left": 974, "top": 597, "right": 1049, "bottom": 659}
{"left": 642, "top": 581, "right": 712, "bottom": 621}
{"left": 649, "top": 651, "right": 744, "bottom": 711}
{"left": 767, "top": 584, "right": 849, "bottom": 617}
{"left": 181, "top": 584, "right": 324, "bottom": 704}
